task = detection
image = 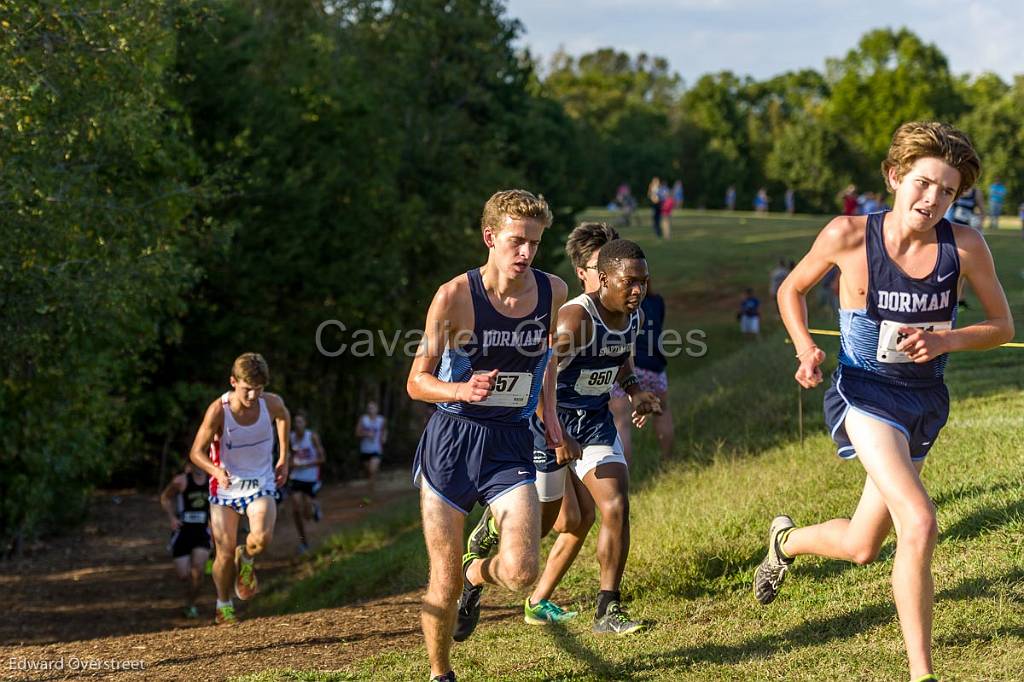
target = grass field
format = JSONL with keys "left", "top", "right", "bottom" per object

{"left": 243, "top": 209, "right": 1024, "bottom": 681}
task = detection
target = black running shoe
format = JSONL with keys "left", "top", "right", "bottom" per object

{"left": 453, "top": 581, "right": 483, "bottom": 642}
{"left": 753, "top": 514, "right": 795, "bottom": 605}
{"left": 592, "top": 601, "right": 643, "bottom": 635}
{"left": 431, "top": 671, "right": 456, "bottom": 682}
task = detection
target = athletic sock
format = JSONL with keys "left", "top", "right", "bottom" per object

{"left": 216, "top": 599, "right": 232, "bottom": 609}
{"left": 596, "top": 590, "right": 620, "bottom": 618}
{"left": 776, "top": 528, "right": 795, "bottom": 562}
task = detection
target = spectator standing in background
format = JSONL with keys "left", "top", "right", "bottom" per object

{"left": 647, "top": 177, "right": 663, "bottom": 238}
{"left": 725, "top": 185, "right": 737, "bottom": 211}
{"left": 988, "top": 179, "right": 1006, "bottom": 229}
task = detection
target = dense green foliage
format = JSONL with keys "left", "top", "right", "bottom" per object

{"left": 2, "top": 1, "right": 1022, "bottom": 549}
{"left": 0, "top": 1, "right": 208, "bottom": 550}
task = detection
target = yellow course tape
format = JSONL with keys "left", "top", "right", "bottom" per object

{"left": 803, "top": 328, "right": 1024, "bottom": 349}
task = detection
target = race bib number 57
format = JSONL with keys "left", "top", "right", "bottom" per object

{"left": 475, "top": 371, "right": 532, "bottom": 407}
{"left": 876, "top": 319, "right": 952, "bottom": 363}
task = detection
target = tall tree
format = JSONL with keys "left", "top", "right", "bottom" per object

{"left": 957, "top": 75, "right": 1024, "bottom": 200}
{"left": 0, "top": 0, "right": 204, "bottom": 549}
{"left": 676, "top": 71, "right": 753, "bottom": 208}
{"left": 543, "top": 48, "right": 681, "bottom": 202}
{"left": 825, "top": 28, "right": 965, "bottom": 178}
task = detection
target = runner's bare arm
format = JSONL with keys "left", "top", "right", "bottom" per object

{"left": 619, "top": 362, "right": 661, "bottom": 430}
{"left": 779, "top": 217, "right": 859, "bottom": 387}
{"left": 613, "top": 306, "right": 647, "bottom": 384}
{"left": 550, "top": 302, "right": 589, "bottom": 462}
{"left": 552, "top": 303, "right": 589, "bottom": 361}
{"left": 189, "top": 400, "right": 226, "bottom": 481}
{"left": 537, "top": 351, "right": 558, "bottom": 419}
{"left": 540, "top": 275, "right": 569, "bottom": 448}
{"left": 407, "top": 278, "right": 496, "bottom": 403}
{"left": 312, "top": 431, "right": 327, "bottom": 465}
{"left": 160, "top": 474, "right": 187, "bottom": 529}
{"left": 900, "top": 226, "right": 1014, "bottom": 361}
{"left": 264, "top": 393, "right": 291, "bottom": 485}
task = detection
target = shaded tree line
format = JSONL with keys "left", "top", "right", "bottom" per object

{"left": 544, "top": 29, "right": 1024, "bottom": 213}
{"left": 2, "top": 1, "right": 1020, "bottom": 549}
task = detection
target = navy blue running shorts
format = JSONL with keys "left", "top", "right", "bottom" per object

{"left": 530, "top": 406, "right": 618, "bottom": 473}
{"left": 824, "top": 365, "right": 949, "bottom": 462}
{"left": 413, "top": 409, "right": 535, "bottom": 514}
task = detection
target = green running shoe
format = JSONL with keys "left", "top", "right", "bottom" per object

{"left": 753, "top": 514, "right": 795, "bottom": 605}
{"left": 465, "top": 506, "right": 499, "bottom": 564}
{"left": 524, "top": 597, "right": 578, "bottom": 625}
{"left": 215, "top": 604, "right": 238, "bottom": 626}
{"left": 234, "top": 545, "right": 259, "bottom": 600}
{"left": 592, "top": 601, "right": 643, "bottom": 635}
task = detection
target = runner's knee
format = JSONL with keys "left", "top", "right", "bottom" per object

{"left": 426, "top": 573, "right": 462, "bottom": 605}
{"left": 845, "top": 539, "right": 882, "bottom": 566}
{"left": 248, "top": 531, "right": 271, "bottom": 554}
{"left": 897, "top": 508, "right": 938, "bottom": 550}
{"left": 552, "top": 504, "right": 580, "bottom": 534}
{"left": 598, "top": 494, "right": 628, "bottom": 526}
{"left": 504, "top": 556, "right": 538, "bottom": 591}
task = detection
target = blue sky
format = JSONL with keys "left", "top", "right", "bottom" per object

{"left": 504, "top": 1, "right": 1022, "bottom": 83}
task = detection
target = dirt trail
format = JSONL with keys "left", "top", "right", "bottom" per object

{"left": 0, "top": 472, "right": 450, "bottom": 680}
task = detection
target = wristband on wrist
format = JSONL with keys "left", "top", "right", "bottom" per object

{"left": 619, "top": 374, "right": 639, "bottom": 390}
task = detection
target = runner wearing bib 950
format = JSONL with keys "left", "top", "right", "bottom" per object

{"left": 529, "top": 238, "right": 660, "bottom": 634}
{"left": 189, "top": 352, "right": 291, "bottom": 626}
{"left": 754, "top": 122, "right": 1013, "bottom": 682}
{"left": 407, "top": 190, "right": 567, "bottom": 682}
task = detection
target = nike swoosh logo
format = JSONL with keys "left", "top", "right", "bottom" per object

{"left": 518, "top": 470, "right": 530, "bottom": 475}
{"left": 936, "top": 271, "right": 955, "bottom": 282}
{"left": 534, "top": 313, "right": 548, "bottom": 322}
{"left": 226, "top": 437, "right": 272, "bottom": 450}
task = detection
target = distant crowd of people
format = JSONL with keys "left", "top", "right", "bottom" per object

{"left": 611, "top": 177, "right": 1023, "bottom": 239}
{"left": 609, "top": 181, "right": 803, "bottom": 233}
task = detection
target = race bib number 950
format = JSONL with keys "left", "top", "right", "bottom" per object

{"left": 574, "top": 368, "right": 617, "bottom": 396}
{"left": 876, "top": 319, "right": 952, "bottom": 363}
{"left": 476, "top": 371, "right": 532, "bottom": 407}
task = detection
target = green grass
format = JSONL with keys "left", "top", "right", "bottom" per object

{"left": 239, "top": 209, "right": 1024, "bottom": 680}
